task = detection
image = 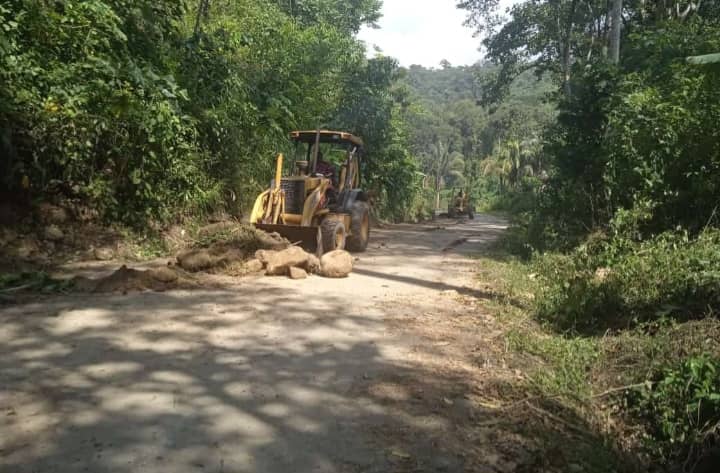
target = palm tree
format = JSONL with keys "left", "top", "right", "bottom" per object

{"left": 482, "top": 138, "right": 541, "bottom": 192}
{"left": 421, "top": 140, "right": 465, "bottom": 211}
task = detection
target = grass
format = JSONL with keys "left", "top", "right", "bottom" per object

{"left": 475, "top": 252, "right": 601, "bottom": 401}
{"left": 473, "top": 247, "right": 720, "bottom": 471}
{"left": 506, "top": 329, "right": 599, "bottom": 400}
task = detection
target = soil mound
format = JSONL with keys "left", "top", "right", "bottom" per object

{"left": 75, "top": 265, "right": 198, "bottom": 293}
{"left": 177, "top": 224, "right": 289, "bottom": 273}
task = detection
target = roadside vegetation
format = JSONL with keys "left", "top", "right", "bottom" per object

{"left": 455, "top": 1, "right": 720, "bottom": 471}
{"left": 2, "top": 0, "right": 719, "bottom": 471}
{"left": 0, "top": 0, "right": 416, "bottom": 227}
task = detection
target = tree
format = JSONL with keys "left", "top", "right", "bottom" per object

{"left": 420, "top": 140, "right": 464, "bottom": 211}
{"left": 482, "top": 138, "right": 540, "bottom": 192}
{"left": 0, "top": 0, "right": 416, "bottom": 222}
{"left": 458, "top": 0, "right": 718, "bottom": 103}
{"left": 464, "top": 0, "right": 720, "bottom": 246}
{"left": 270, "top": 0, "right": 382, "bottom": 33}
{"left": 609, "top": 0, "right": 622, "bottom": 64}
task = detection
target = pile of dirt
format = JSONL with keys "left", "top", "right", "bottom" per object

{"left": 176, "top": 223, "right": 289, "bottom": 273}
{"left": 65, "top": 223, "right": 292, "bottom": 294}
{"left": 5, "top": 221, "right": 351, "bottom": 295}
{"left": 73, "top": 265, "right": 198, "bottom": 293}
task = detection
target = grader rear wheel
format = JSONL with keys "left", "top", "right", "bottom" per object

{"left": 346, "top": 202, "right": 370, "bottom": 252}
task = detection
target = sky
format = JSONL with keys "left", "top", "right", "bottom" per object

{"left": 357, "top": 0, "right": 518, "bottom": 68}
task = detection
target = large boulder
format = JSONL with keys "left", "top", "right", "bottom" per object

{"left": 320, "top": 250, "right": 353, "bottom": 278}
{"left": 244, "top": 258, "right": 264, "bottom": 273}
{"left": 254, "top": 249, "right": 272, "bottom": 263}
{"left": 257, "top": 246, "right": 311, "bottom": 276}
{"left": 255, "top": 231, "right": 290, "bottom": 251}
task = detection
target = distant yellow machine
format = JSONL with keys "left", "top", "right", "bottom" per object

{"left": 448, "top": 189, "right": 475, "bottom": 219}
{"left": 250, "top": 130, "right": 370, "bottom": 255}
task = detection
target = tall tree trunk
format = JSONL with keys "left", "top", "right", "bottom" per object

{"left": 609, "top": 0, "right": 622, "bottom": 64}
{"left": 435, "top": 174, "right": 441, "bottom": 211}
{"left": 561, "top": 0, "right": 579, "bottom": 95}
{"left": 193, "top": 0, "right": 210, "bottom": 38}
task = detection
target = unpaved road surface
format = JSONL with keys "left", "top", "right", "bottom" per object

{"left": 1, "top": 215, "right": 531, "bottom": 473}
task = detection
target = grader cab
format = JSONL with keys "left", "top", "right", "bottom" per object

{"left": 250, "top": 130, "right": 371, "bottom": 255}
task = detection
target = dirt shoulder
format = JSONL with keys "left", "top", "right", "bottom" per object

{"left": 0, "top": 214, "right": 583, "bottom": 473}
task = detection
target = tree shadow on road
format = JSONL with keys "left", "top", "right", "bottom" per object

{"left": 0, "top": 284, "right": 638, "bottom": 473}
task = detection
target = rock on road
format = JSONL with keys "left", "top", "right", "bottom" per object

{"left": 0, "top": 215, "right": 508, "bottom": 473}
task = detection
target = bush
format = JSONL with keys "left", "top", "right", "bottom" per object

{"left": 533, "top": 230, "right": 720, "bottom": 332}
{"left": 628, "top": 355, "right": 720, "bottom": 469}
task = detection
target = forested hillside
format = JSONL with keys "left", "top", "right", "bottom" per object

{"left": 400, "top": 62, "right": 554, "bottom": 212}
{"left": 0, "top": 0, "right": 416, "bottom": 223}
{"left": 455, "top": 1, "right": 720, "bottom": 470}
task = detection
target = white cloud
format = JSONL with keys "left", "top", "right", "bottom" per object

{"left": 357, "top": 0, "right": 520, "bottom": 68}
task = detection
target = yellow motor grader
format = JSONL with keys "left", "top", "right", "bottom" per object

{"left": 250, "top": 130, "right": 371, "bottom": 255}
{"left": 448, "top": 188, "right": 475, "bottom": 219}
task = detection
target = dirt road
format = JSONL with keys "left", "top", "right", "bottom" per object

{"left": 1, "top": 215, "right": 525, "bottom": 473}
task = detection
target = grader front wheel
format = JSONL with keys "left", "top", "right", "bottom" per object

{"left": 321, "top": 219, "right": 346, "bottom": 252}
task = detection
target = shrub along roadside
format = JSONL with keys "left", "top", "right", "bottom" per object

{"left": 473, "top": 248, "right": 720, "bottom": 472}
{"left": 627, "top": 355, "right": 720, "bottom": 470}
{"left": 532, "top": 229, "right": 720, "bottom": 334}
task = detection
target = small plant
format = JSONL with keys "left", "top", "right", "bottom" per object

{"left": 628, "top": 355, "right": 720, "bottom": 469}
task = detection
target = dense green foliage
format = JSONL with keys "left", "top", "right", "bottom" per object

{"left": 459, "top": 1, "right": 720, "bottom": 320}
{"left": 534, "top": 229, "right": 720, "bottom": 333}
{"left": 458, "top": 1, "right": 720, "bottom": 469}
{"left": 1, "top": 1, "right": 206, "bottom": 221}
{"left": 629, "top": 355, "right": 720, "bottom": 468}
{"left": 0, "top": 0, "right": 417, "bottom": 223}
{"left": 461, "top": 1, "right": 720, "bottom": 249}
{"left": 400, "top": 63, "right": 554, "bottom": 215}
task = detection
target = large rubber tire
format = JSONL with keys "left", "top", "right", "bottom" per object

{"left": 321, "top": 219, "right": 346, "bottom": 253}
{"left": 346, "top": 201, "right": 370, "bottom": 252}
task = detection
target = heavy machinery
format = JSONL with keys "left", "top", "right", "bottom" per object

{"left": 250, "top": 130, "right": 371, "bottom": 255}
{"left": 448, "top": 188, "right": 475, "bottom": 219}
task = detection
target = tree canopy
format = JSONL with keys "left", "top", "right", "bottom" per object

{"left": 0, "top": 0, "right": 415, "bottom": 222}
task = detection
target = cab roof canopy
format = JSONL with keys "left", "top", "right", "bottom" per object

{"left": 290, "top": 130, "right": 363, "bottom": 148}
